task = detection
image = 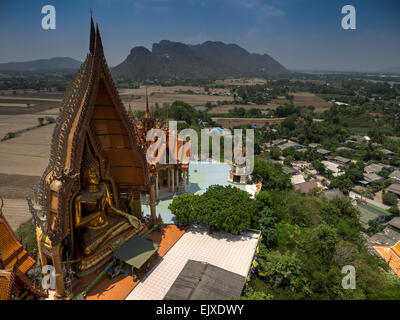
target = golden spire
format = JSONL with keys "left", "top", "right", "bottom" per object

{"left": 89, "top": 14, "right": 95, "bottom": 55}
{"left": 145, "top": 87, "right": 150, "bottom": 118}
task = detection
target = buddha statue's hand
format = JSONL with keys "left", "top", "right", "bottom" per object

{"left": 109, "top": 205, "right": 141, "bottom": 229}
{"left": 126, "top": 214, "right": 141, "bottom": 229}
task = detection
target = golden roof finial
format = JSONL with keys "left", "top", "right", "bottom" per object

{"left": 145, "top": 87, "right": 150, "bottom": 118}
{"left": 89, "top": 14, "right": 95, "bottom": 55}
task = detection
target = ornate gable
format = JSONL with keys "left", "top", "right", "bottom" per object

{"left": 31, "top": 19, "right": 150, "bottom": 246}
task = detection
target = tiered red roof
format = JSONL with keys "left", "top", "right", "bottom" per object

{"left": 0, "top": 201, "right": 47, "bottom": 300}
{"left": 374, "top": 241, "right": 400, "bottom": 277}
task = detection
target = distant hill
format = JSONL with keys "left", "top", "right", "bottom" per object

{"left": 377, "top": 67, "right": 400, "bottom": 75}
{"left": 112, "top": 40, "right": 290, "bottom": 81}
{"left": 0, "top": 57, "right": 81, "bottom": 73}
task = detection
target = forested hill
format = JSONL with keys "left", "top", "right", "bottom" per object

{"left": 112, "top": 40, "right": 290, "bottom": 81}
{"left": 0, "top": 57, "right": 81, "bottom": 73}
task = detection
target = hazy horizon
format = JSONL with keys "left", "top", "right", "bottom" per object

{"left": 0, "top": 0, "right": 399, "bottom": 73}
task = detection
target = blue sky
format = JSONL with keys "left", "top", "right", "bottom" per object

{"left": 0, "top": 0, "right": 399, "bottom": 71}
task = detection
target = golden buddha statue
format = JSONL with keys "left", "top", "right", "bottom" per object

{"left": 73, "top": 146, "right": 142, "bottom": 256}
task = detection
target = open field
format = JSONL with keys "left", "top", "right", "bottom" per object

{"left": 0, "top": 92, "right": 62, "bottom": 115}
{"left": 0, "top": 103, "right": 36, "bottom": 108}
{"left": 0, "top": 96, "right": 62, "bottom": 102}
{"left": 273, "top": 92, "right": 331, "bottom": 112}
{"left": 2, "top": 199, "right": 32, "bottom": 231}
{"left": 0, "top": 123, "right": 53, "bottom": 176}
{"left": 0, "top": 111, "right": 57, "bottom": 139}
{"left": 119, "top": 85, "right": 232, "bottom": 111}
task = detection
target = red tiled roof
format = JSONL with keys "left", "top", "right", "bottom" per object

{"left": 0, "top": 205, "right": 43, "bottom": 300}
{"left": 0, "top": 271, "right": 14, "bottom": 300}
{"left": 374, "top": 244, "right": 400, "bottom": 277}
{"left": 0, "top": 210, "right": 35, "bottom": 274}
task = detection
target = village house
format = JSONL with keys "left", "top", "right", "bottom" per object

{"left": 370, "top": 217, "right": 400, "bottom": 246}
{"left": 282, "top": 166, "right": 298, "bottom": 175}
{"left": 308, "top": 143, "right": 321, "bottom": 148}
{"left": 363, "top": 173, "right": 383, "bottom": 183}
{"left": 386, "top": 183, "right": 400, "bottom": 198}
{"left": 364, "top": 163, "right": 391, "bottom": 175}
{"left": 322, "top": 160, "right": 344, "bottom": 177}
{"left": 381, "top": 149, "right": 395, "bottom": 157}
{"left": 294, "top": 180, "right": 321, "bottom": 194}
{"left": 291, "top": 174, "right": 306, "bottom": 185}
{"left": 333, "top": 156, "right": 351, "bottom": 166}
{"left": 389, "top": 170, "right": 400, "bottom": 183}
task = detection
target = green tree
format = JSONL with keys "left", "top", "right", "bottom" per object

{"left": 383, "top": 192, "right": 398, "bottom": 206}
{"left": 252, "top": 159, "right": 292, "bottom": 191}
{"left": 269, "top": 147, "right": 281, "bottom": 160}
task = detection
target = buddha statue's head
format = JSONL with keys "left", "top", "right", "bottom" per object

{"left": 84, "top": 164, "right": 100, "bottom": 186}
{"left": 82, "top": 144, "right": 101, "bottom": 187}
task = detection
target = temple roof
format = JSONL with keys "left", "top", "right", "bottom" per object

{"left": 0, "top": 201, "right": 46, "bottom": 300}
{"left": 0, "top": 203, "right": 35, "bottom": 274}
{"left": 0, "top": 270, "right": 14, "bottom": 300}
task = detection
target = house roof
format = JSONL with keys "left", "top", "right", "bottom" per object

{"left": 334, "top": 156, "right": 351, "bottom": 164}
{"left": 381, "top": 149, "right": 395, "bottom": 155}
{"left": 308, "top": 143, "right": 320, "bottom": 148}
{"left": 389, "top": 170, "right": 400, "bottom": 180}
{"left": 386, "top": 183, "right": 400, "bottom": 196}
{"left": 291, "top": 175, "right": 306, "bottom": 185}
{"left": 363, "top": 173, "right": 383, "bottom": 183}
{"left": 164, "top": 260, "right": 246, "bottom": 300}
{"left": 388, "top": 217, "right": 400, "bottom": 230}
{"left": 316, "top": 148, "right": 331, "bottom": 155}
{"left": 278, "top": 141, "right": 296, "bottom": 150}
{"left": 336, "top": 147, "right": 353, "bottom": 152}
{"left": 322, "top": 189, "right": 345, "bottom": 201}
{"left": 294, "top": 180, "right": 319, "bottom": 194}
{"left": 364, "top": 163, "right": 385, "bottom": 174}
{"left": 282, "top": 166, "right": 297, "bottom": 175}
{"left": 321, "top": 160, "right": 340, "bottom": 173}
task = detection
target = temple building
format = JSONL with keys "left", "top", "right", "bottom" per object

{"left": 0, "top": 200, "right": 47, "bottom": 300}
{"left": 28, "top": 18, "right": 190, "bottom": 299}
{"left": 132, "top": 91, "right": 191, "bottom": 200}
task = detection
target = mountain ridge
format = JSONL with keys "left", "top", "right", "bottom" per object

{"left": 112, "top": 40, "right": 290, "bottom": 80}
{"left": 0, "top": 57, "right": 81, "bottom": 72}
